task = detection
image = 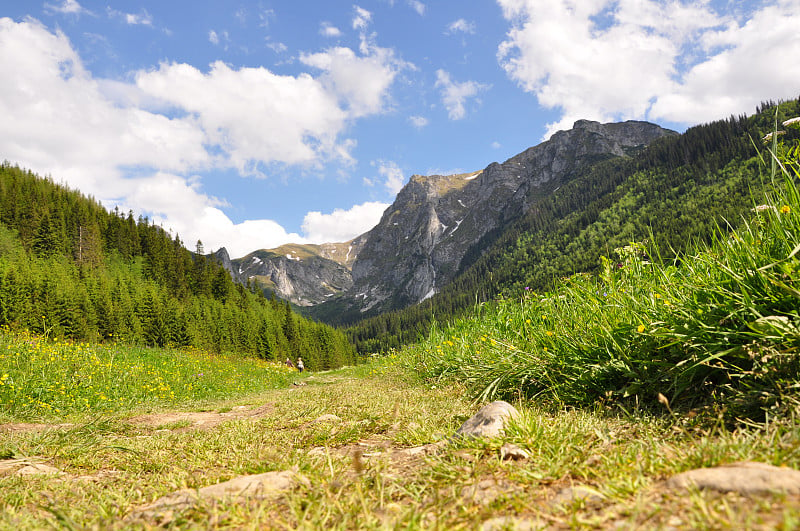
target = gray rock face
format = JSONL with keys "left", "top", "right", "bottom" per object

{"left": 230, "top": 238, "right": 366, "bottom": 306}
{"left": 340, "top": 119, "right": 674, "bottom": 315}
{"left": 454, "top": 400, "right": 519, "bottom": 439}
{"left": 227, "top": 119, "right": 672, "bottom": 316}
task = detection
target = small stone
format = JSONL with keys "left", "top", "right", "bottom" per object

{"left": 395, "top": 441, "right": 446, "bottom": 457}
{"left": 500, "top": 443, "right": 530, "bottom": 461}
{"left": 314, "top": 414, "right": 342, "bottom": 423}
{"left": 15, "top": 463, "right": 63, "bottom": 477}
{"left": 550, "top": 485, "right": 606, "bottom": 506}
{"left": 482, "top": 516, "right": 542, "bottom": 531}
{"left": 666, "top": 461, "right": 800, "bottom": 494}
{"left": 454, "top": 401, "right": 519, "bottom": 439}
{"left": 461, "top": 478, "right": 520, "bottom": 505}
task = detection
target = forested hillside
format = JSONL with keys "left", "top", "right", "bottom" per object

{"left": 0, "top": 163, "right": 356, "bottom": 370}
{"left": 346, "top": 100, "right": 800, "bottom": 353}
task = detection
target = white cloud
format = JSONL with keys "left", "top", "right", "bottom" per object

{"left": 446, "top": 18, "right": 476, "bottom": 34}
{"left": 497, "top": 0, "right": 800, "bottom": 137}
{"left": 435, "top": 69, "right": 490, "bottom": 120}
{"left": 409, "top": 115, "right": 429, "bottom": 128}
{"left": 208, "top": 29, "right": 230, "bottom": 48}
{"left": 106, "top": 7, "right": 153, "bottom": 26}
{"left": 138, "top": 182, "right": 306, "bottom": 257}
{"left": 491, "top": 141, "right": 501, "bottom": 149}
{"left": 0, "top": 17, "right": 409, "bottom": 258}
{"left": 135, "top": 61, "right": 352, "bottom": 171}
{"left": 408, "top": 1, "right": 426, "bottom": 15}
{"left": 300, "top": 44, "right": 409, "bottom": 118}
{"left": 125, "top": 10, "right": 153, "bottom": 26}
{"left": 259, "top": 8, "right": 276, "bottom": 28}
{"left": 352, "top": 5, "right": 372, "bottom": 30}
{"left": 44, "top": 0, "right": 87, "bottom": 15}
{"left": 320, "top": 21, "right": 342, "bottom": 37}
{"left": 266, "top": 40, "right": 288, "bottom": 54}
{"left": 302, "top": 201, "right": 389, "bottom": 243}
{"left": 374, "top": 160, "right": 406, "bottom": 195}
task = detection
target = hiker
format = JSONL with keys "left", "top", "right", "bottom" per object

{"left": 285, "top": 357, "right": 294, "bottom": 369}
{"left": 296, "top": 357, "right": 304, "bottom": 372}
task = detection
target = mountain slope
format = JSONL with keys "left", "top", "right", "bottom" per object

{"left": 343, "top": 100, "right": 800, "bottom": 352}
{"left": 230, "top": 238, "right": 367, "bottom": 307}
{"left": 310, "top": 119, "right": 674, "bottom": 322}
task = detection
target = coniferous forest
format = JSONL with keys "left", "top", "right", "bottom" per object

{"left": 0, "top": 163, "right": 356, "bottom": 370}
{"left": 344, "top": 100, "right": 800, "bottom": 354}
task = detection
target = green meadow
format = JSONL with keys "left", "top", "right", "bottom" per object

{"left": 1, "top": 118, "right": 800, "bottom": 528}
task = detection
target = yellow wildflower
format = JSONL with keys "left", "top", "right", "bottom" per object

{"left": 637, "top": 324, "right": 646, "bottom": 333}
{"left": 781, "top": 205, "right": 791, "bottom": 214}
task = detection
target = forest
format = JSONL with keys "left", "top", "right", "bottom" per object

{"left": 0, "top": 164, "right": 356, "bottom": 370}
{"left": 344, "top": 99, "right": 800, "bottom": 354}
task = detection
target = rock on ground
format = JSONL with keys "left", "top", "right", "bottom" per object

{"left": 666, "top": 461, "right": 800, "bottom": 494}
{"left": 128, "top": 469, "right": 303, "bottom": 523}
{"left": 454, "top": 401, "right": 519, "bottom": 439}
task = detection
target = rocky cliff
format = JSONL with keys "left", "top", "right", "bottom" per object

{"left": 230, "top": 119, "right": 674, "bottom": 316}
{"left": 337, "top": 119, "right": 674, "bottom": 316}
{"left": 230, "top": 239, "right": 366, "bottom": 306}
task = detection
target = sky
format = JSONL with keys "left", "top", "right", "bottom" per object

{"left": 1, "top": 1, "right": 799, "bottom": 258}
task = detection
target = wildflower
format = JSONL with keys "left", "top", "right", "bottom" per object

{"left": 637, "top": 324, "right": 646, "bottom": 333}
{"left": 781, "top": 205, "right": 791, "bottom": 214}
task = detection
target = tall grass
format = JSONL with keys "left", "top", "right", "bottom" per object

{"left": 407, "top": 115, "right": 800, "bottom": 422}
{"left": 0, "top": 329, "right": 298, "bottom": 420}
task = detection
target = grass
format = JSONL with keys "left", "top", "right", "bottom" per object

{"left": 0, "top": 329, "right": 298, "bottom": 421}
{"left": 2, "top": 359, "right": 800, "bottom": 529}
{"left": 406, "top": 124, "right": 800, "bottom": 424}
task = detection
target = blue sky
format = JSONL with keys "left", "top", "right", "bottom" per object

{"left": 1, "top": 1, "right": 799, "bottom": 257}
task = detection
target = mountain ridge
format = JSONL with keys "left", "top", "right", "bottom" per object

{"left": 226, "top": 119, "right": 676, "bottom": 316}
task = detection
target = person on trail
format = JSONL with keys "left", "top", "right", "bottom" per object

{"left": 296, "top": 357, "right": 304, "bottom": 372}
{"left": 285, "top": 358, "right": 294, "bottom": 369}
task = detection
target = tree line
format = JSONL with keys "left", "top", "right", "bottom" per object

{"left": 0, "top": 164, "right": 357, "bottom": 370}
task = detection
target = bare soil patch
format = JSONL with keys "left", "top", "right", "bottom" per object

{"left": 126, "top": 403, "right": 275, "bottom": 431}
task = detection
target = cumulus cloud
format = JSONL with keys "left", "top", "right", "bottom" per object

{"left": 435, "top": 69, "right": 490, "bottom": 120}
{"left": 0, "top": 17, "right": 407, "bottom": 258}
{"left": 208, "top": 30, "right": 219, "bottom": 44}
{"left": 302, "top": 201, "right": 389, "bottom": 243}
{"left": 408, "top": 115, "right": 429, "bottom": 128}
{"left": 497, "top": 0, "right": 800, "bottom": 137}
{"left": 320, "top": 21, "right": 342, "bottom": 37}
{"left": 446, "top": 18, "right": 476, "bottom": 34}
{"left": 300, "top": 44, "right": 409, "bottom": 118}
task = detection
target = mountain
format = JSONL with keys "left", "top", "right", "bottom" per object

{"left": 227, "top": 239, "right": 366, "bottom": 306}
{"left": 309, "top": 119, "right": 675, "bottom": 321}
{"left": 343, "top": 100, "right": 800, "bottom": 352}
{"left": 226, "top": 119, "right": 673, "bottom": 314}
